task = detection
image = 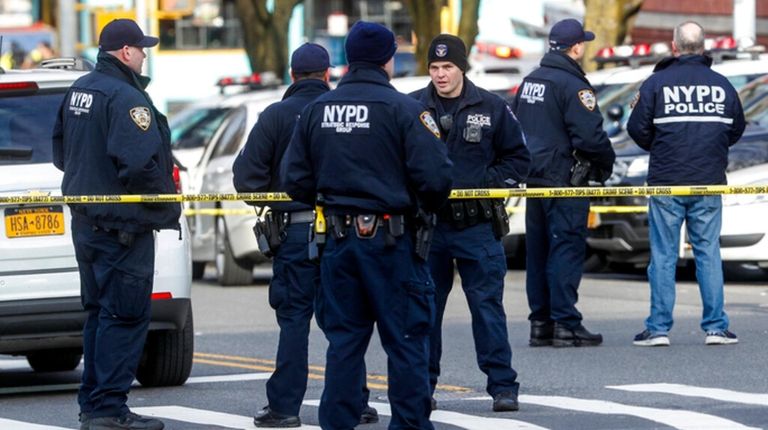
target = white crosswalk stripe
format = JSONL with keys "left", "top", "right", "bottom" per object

{"left": 302, "top": 400, "right": 549, "bottom": 429}
{"left": 465, "top": 395, "right": 760, "bottom": 430}
{"left": 608, "top": 383, "right": 768, "bottom": 407}
{"left": 0, "top": 418, "right": 71, "bottom": 429}
{"left": 132, "top": 406, "right": 321, "bottom": 429}
{"left": 1, "top": 379, "right": 765, "bottom": 429}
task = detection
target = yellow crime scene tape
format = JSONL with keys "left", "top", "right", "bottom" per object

{"left": 1, "top": 185, "right": 762, "bottom": 213}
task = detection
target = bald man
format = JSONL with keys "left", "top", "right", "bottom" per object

{"left": 627, "top": 21, "right": 745, "bottom": 347}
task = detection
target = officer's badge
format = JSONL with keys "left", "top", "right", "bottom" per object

{"left": 578, "top": 90, "right": 596, "bottom": 111}
{"left": 420, "top": 111, "right": 441, "bottom": 139}
{"left": 130, "top": 107, "right": 151, "bottom": 131}
{"left": 435, "top": 44, "right": 448, "bottom": 58}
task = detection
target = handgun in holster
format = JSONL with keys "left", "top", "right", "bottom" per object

{"left": 413, "top": 209, "right": 437, "bottom": 261}
{"left": 253, "top": 211, "right": 284, "bottom": 258}
{"left": 570, "top": 150, "right": 593, "bottom": 187}
{"left": 490, "top": 199, "right": 510, "bottom": 240}
{"left": 308, "top": 205, "right": 326, "bottom": 262}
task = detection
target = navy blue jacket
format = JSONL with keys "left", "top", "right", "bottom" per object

{"left": 52, "top": 52, "right": 180, "bottom": 233}
{"left": 513, "top": 51, "right": 615, "bottom": 186}
{"left": 280, "top": 63, "right": 453, "bottom": 215}
{"left": 410, "top": 77, "right": 529, "bottom": 189}
{"left": 232, "top": 79, "right": 329, "bottom": 212}
{"left": 627, "top": 54, "right": 746, "bottom": 185}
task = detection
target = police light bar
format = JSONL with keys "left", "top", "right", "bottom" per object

{"left": 594, "top": 42, "right": 669, "bottom": 68}
{"left": 475, "top": 42, "right": 522, "bottom": 59}
{"left": 215, "top": 71, "right": 280, "bottom": 94}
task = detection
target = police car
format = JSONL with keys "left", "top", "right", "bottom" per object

{"left": 178, "top": 88, "right": 287, "bottom": 285}
{"left": 683, "top": 162, "right": 768, "bottom": 280}
{"left": 0, "top": 59, "right": 193, "bottom": 385}
{"left": 587, "top": 66, "right": 768, "bottom": 273}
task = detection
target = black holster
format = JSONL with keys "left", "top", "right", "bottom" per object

{"left": 570, "top": 150, "right": 592, "bottom": 187}
{"left": 490, "top": 199, "right": 510, "bottom": 240}
{"left": 253, "top": 211, "right": 286, "bottom": 258}
{"left": 413, "top": 210, "right": 437, "bottom": 261}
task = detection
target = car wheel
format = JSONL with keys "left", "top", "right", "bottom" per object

{"left": 215, "top": 217, "right": 253, "bottom": 286}
{"left": 723, "top": 262, "right": 768, "bottom": 282}
{"left": 136, "top": 308, "right": 194, "bottom": 387}
{"left": 26, "top": 349, "right": 82, "bottom": 372}
{"left": 192, "top": 262, "right": 206, "bottom": 280}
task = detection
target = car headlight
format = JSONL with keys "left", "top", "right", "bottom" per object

{"left": 626, "top": 156, "right": 649, "bottom": 177}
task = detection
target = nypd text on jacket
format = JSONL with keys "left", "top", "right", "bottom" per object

{"left": 627, "top": 55, "right": 746, "bottom": 186}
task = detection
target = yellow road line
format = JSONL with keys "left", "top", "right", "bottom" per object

{"left": 193, "top": 352, "right": 469, "bottom": 392}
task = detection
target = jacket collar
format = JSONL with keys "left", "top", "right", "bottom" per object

{"left": 539, "top": 50, "right": 590, "bottom": 84}
{"left": 653, "top": 54, "right": 713, "bottom": 72}
{"left": 338, "top": 63, "right": 395, "bottom": 90}
{"left": 420, "top": 76, "right": 483, "bottom": 112}
{"left": 282, "top": 78, "right": 330, "bottom": 100}
{"left": 95, "top": 50, "right": 151, "bottom": 91}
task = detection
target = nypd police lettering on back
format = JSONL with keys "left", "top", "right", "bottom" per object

{"left": 662, "top": 85, "right": 726, "bottom": 115}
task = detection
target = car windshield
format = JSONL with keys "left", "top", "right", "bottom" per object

{"left": 170, "top": 106, "right": 231, "bottom": 150}
{"left": 0, "top": 92, "right": 64, "bottom": 165}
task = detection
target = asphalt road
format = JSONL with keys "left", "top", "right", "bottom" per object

{"left": 1, "top": 266, "right": 767, "bottom": 429}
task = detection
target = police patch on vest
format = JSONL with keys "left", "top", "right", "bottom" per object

{"left": 130, "top": 107, "right": 151, "bottom": 131}
{"left": 578, "top": 89, "right": 596, "bottom": 111}
{"left": 419, "top": 111, "right": 441, "bottom": 138}
{"left": 466, "top": 113, "right": 491, "bottom": 127}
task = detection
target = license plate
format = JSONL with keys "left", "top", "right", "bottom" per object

{"left": 4, "top": 206, "right": 65, "bottom": 238}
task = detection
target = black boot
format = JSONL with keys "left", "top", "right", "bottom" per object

{"left": 253, "top": 407, "right": 301, "bottom": 428}
{"left": 529, "top": 320, "right": 554, "bottom": 346}
{"left": 492, "top": 391, "right": 519, "bottom": 412}
{"left": 359, "top": 406, "right": 379, "bottom": 424}
{"left": 553, "top": 323, "right": 603, "bottom": 347}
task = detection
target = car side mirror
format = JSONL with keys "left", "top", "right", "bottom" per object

{"left": 607, "top": 104, "right": 624, "bottom": 122}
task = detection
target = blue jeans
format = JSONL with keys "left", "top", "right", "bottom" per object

{"left": 646, "top": 196, "right": 729, "bottom": 334}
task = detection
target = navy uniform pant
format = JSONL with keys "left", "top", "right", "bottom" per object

{"left": 266, "top": 222, "right": 317, "bottom": 416}
{"left": 525, "top": 197, "right": 589, "bottom": 328}
{"left": 72, "top": 216, "right": 154, "bottom": 418}
{"left": 266, "top": 222, "right": 372, "bottom": 417}
{"left": 428, "top": 222, "right": 519, "bottom": 397}
{"left": 318, "top": 231, "right": 435, "bottom": 430}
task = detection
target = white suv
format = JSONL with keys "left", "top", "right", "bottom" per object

{"left": 0, "top": 59, "right": 193, "bottom": 386}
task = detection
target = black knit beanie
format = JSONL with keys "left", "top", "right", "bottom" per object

{"left": 428, "top": 34, "right": 468, "bottom": 72}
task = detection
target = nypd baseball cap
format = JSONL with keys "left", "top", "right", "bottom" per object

{"left": 548, "top": 19, "right": 595, "bottom": 50}
{"left": 291, "top": 43, "right": 331, "bottom": 74}
{"left": 99, "top": 19, "right": 159, "bottom": 51}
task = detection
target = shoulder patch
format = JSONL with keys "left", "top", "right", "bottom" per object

{"left": 419, "top": 111, "right": 441, "bottom": 139}
{"left": 130, "top": 107, "right": 152, "bottom": 131}
{"left": 630, "top": 92, "right": 640, "bottom": 109}
{"left": 578, "top": 89, "right": 596, "bottom": 111}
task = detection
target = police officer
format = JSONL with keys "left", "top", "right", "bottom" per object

{"left": 513, "top": 19, "right": 615, "bottom": 348}
{"left": 410, "top": 34, "right": 529, "bottom": 412}
{"left": 52, "top": 19, "right": 179, "bottom": 430}
{"left": 232, "top": 43, "right": 377, "bottom": 427}
{"left": 281, "top": 21, "right": 453, "bottom": 430}
{"left": 627, "top": 21, "right": 745, "bottom": 347}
